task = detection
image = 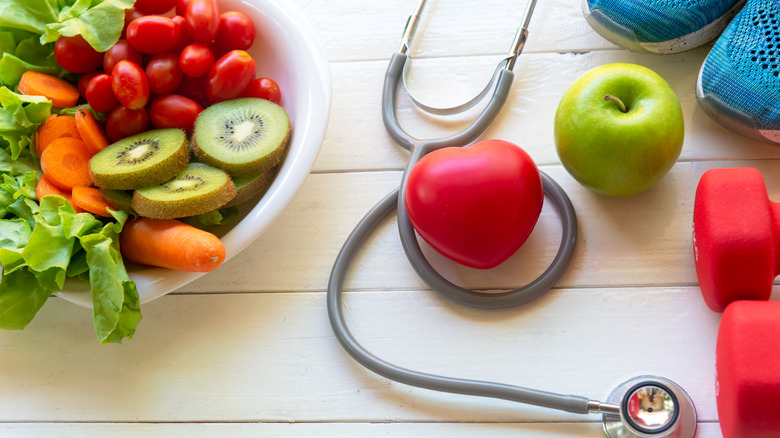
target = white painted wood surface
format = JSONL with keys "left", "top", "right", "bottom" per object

{"left": 0, "top": 0, "right": 773, "bottom": 436}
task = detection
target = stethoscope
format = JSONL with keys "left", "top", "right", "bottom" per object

{"left": 326, "top": 1, "right": 697, "bottom": 436}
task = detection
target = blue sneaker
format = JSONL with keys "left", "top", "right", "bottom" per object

{"left": 697, "top": 0, "right": 780, "bottom": 144}
{"left": 583, "top": 0, "right": 747, "bottom": 54}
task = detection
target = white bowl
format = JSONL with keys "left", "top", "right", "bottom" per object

{"left": 56, "top": 0, "right": 331, "bottom": 307}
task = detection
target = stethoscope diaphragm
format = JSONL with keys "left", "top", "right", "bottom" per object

{"left": 603, "top": 376, "right": 696, "bottom": 437}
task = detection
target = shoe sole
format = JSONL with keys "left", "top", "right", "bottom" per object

{"left": 582, "top": 0, "right": 747, "bottom": 54}
{"left": 696, "top": 66, "right": 780, "bottom": 144}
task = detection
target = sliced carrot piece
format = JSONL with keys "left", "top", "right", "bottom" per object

{"left": 75, "top": 107, "right": 109, "bottom": 154}
{"left": 35, "top": 114, "right": 81, "bottom": 156}
{"left": 39, "top": 137, "right": 93, "bottom": 190}
{"left": 17, "top": 71, "right": 79, "bottom": 108}
{"left": 36, "top": 174, "right": 70, "bottom": 200}
{"left": 119, "top": 217, "right": 226, "bottom": 272}
{"left": 71, "top": 186, "right": 112, "bottom": 217}
{"left": 35, "top": 175, "right": 83, "bottom": 212}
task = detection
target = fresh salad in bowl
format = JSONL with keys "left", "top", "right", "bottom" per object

{"left": 0, "top": 0, "right": 322, "bottom": 344}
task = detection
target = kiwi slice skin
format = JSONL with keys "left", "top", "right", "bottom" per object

{"left": 132, "top": 163, "right": 236, "bottom": 219}
{"left": 223, "top": 167, "right": 276, "bottom": 208}
{"left": 90, "top": 129, "right": 190, "bottom": 190}
{"left": 193, "top": 98, "right": 291, "bottom": 177}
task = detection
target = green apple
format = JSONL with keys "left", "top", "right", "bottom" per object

{"left": 554, "top": 63, "right": 684, "bottom": 197}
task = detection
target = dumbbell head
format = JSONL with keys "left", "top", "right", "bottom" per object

{"left": 716, "top": 300, "right": 780, "bottom": 438}
{"left": 692, "top": 167, "right": 778, "bottom": 312}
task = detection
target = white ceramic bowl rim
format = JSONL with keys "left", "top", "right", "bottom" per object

{"left": 56, "top": 0, "right": 331, "bottom": 308}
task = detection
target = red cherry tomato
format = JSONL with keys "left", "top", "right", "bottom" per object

{"left": 175, "top": 75, "right": 209, "bottom": 108}
{"left": 106, "top": 106, "right": 150, "bottom": 142}
{"left": 127, "top": 16, "right": 182, "bottom": 54}
{"left": 78, "top": 71, "right": 101, "bottom": 100}
{"left": 185, "top": 0, "right": 220, "bottom": 43}
{"left": 404, "top": 139, "right": 544, "bottom": 269}
{"left": 146, "top": 53, "right": 184, "bottom": 95}
{"left": 85, "top": 74, "right": 119, "bottom": 113}
{"left": 103, "top": 40, "right": 144, "bottom": 75}
{"left": 122, "top": 8, "right": 146, "bottom": 39}
{"left": 134, "top": 0, "right": 176, "bottom": 14}
{"left": 242, "top": 77, "right": 282, "bottom": 104}
{"left": 205, "top": 50, "right": 256, "bottom": 104}
{"left": 178, "top": 43, "right": 214, "bottom": 78}
{"left": 149, "top": 94, "right": 203, "bottom": 131}
{"left": 176, "top": 0, "right": 190, "bottom": 16}
{"left": 111, "top": 61, "right": 150, "bottom": 110}
{"left": 214, "top": 11, "right": 255, "bottom": 52}
{"left": 54, "top": 35, "right": 103, "bottom": 74}
{"left": 169, "top": 15, "right": 192, "bottom": 54}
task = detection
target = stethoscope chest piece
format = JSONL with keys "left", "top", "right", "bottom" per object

{"left": 603, "top": 376, "right": 697, "bottom": 438}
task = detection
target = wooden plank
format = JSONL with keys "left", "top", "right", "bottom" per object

{"left": 314, "top": 51, "right": 780, "bottom": 174}
{"left": 183, "top": 159, "right": 780, "bottom": 294}
{"left": 0, "top": 422, "right": 725, "bottom": 437}
{"left": 0, "top": 288, "right": 719, "bottom": 423}
{"left": 0, "top": 1, "right": 758, "bottom": 437}
{"left": 292, "top": 0, "right": 615, "bottom": 64}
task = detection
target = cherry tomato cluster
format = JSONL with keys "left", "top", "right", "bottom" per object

{"left": 53, "top": 0, "right": 283, "bottom": 143}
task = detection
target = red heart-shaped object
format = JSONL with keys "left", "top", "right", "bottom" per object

{"left": 404, "top": 139, "right": 544, "bottom": 269}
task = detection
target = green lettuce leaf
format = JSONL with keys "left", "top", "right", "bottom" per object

{"left": 0, "top": 268, "right": 52, "bottom": 330}
{"left": 0, "top": 196, "right": 81, "bottom": 329}
{"left": 0, "top": 219, "right": 31, "bottom": 250}
{"left": 0, "top": 87, "right": 52, "bottom": 159}
{"left": 0, "top": 167, "right": 39, "bottom": 224}
{"left": 183, "top": 206, "right": 240, "bottom": 229}
{"left": 0, "top": 2, "right": 59, "bottom": 36}
{"left": 0, "top": 34, "right": 64, "bottom": 88}
{"left": 0, "top": 196, "right": 141, "bottom": 344}
{"left": 44, "top": 0, "right": 135, "bottom": 52}
{"left": 0, "top": 0, "right": 142, "bottom": 344}
{"left": 82, "top": 230, "right": 141, "bottom": 345}
{"left": 0, "top": 0, "right": 132, "bottom": 53}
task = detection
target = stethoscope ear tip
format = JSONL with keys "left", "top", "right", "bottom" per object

{"left": 603, "top": 375, "right": 697, "bottom": 438}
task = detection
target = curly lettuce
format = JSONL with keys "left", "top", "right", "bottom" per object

{"left": 0, "top": 0, "right": 133, "bottom": 52}
{"left": 0, "top": 196, "right": 141, "bottom": 344}
{"left": 0, "top": 62, "right": 140, "bottom": 343}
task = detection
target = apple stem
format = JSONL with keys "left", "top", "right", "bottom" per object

{"left": 604, "top": 94, "right": 627, "bottom": 113}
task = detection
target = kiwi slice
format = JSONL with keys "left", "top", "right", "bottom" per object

{"left": 223, "top": 168, "right": 276, "bottom": 208}
{"left": 90, "top": 129, "right": 189, "bottom": 190}
{"left": 193, "top": 98, "right": 291, "bottom": 177}
{"left": 132, "top": 163, "right": 236, "bottom": 219}
{"left": 100, "top": 189, "right": 135, "bottom": 213}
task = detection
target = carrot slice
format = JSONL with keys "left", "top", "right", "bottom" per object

{"left": 75, "top": 107, "right": 109, "bottom": 154}
{"left": 71, "top": 186, "right": 112, "bottom": 217}
{"left": 17, "top": 71, "right": 79, "bottom": 108}
{"left": 39, "top": 137, "right": 93, "bottom": 190}
{"left": 119, "top": 217, "right": 226, "bottom": 272}
{"left": 35, "top": 114, "right": 81, "bottom": 156}
{"left": 35, "top": 175, "right": 83, "bottom": 212}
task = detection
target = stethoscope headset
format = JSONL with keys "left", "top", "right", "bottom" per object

{"left": 326, "top": 1, "right": 697, "bottom": 436}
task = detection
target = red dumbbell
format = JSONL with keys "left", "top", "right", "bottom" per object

{"left": 716, "top": 300, "right": 780, "bottom": 438}
{"left": 692, "top": 167, "right": 780, "bottom": 312}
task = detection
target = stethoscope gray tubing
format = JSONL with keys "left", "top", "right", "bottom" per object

{"left": 327, "top": 0, "right": 696, "bottom": 435}
{"left": 327, "top": 47, "right": 609, "bottom": 416}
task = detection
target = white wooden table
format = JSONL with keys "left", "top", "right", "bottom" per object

{"left": 2, "top": 1, "right": 778, "bottom": 436}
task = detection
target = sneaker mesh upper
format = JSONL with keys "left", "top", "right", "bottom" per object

{"left": 587, "top": 0, "right": 743, "bottom": 42}
{"left": 700, "top": 0, "right": 780, "bottom": 130}
{"left": 732, "top": 2, "right": 780, "bottom": 92}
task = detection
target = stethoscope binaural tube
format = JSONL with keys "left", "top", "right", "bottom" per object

{"left": 329, "top": 47, "right": 607, "bottom": 414}
{"left": 326, "top": 0, "right": 697, "bottom": 436}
